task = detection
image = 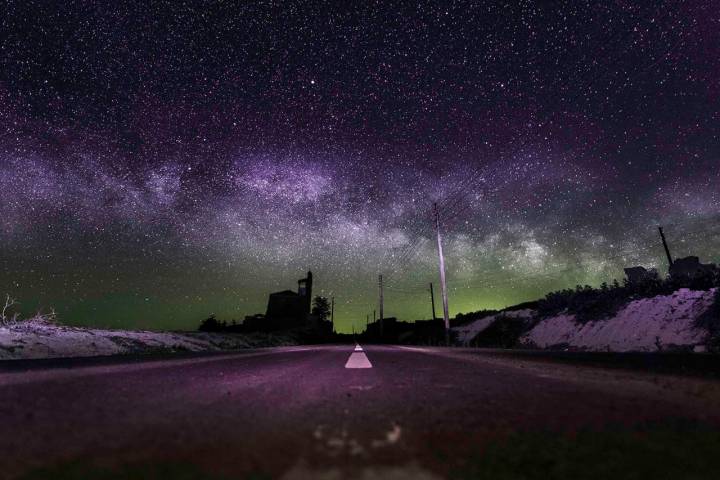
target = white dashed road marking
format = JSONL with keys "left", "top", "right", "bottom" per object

{"left": 345, "top": 344, "right": 372, "bottom": 368}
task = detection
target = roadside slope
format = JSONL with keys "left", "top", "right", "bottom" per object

{"left": 0, "top": 323, "right": 297, "bottom": 360}
{"left": 452, "top": 288, "right": 717, "bottom": 352}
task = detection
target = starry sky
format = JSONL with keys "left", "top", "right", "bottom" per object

{"left": 1, "top": 1, "right": 719, "bottom": 333}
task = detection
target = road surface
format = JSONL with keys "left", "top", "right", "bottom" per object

{"left": 1, "top": 344, "right": 719, "bottom": 479}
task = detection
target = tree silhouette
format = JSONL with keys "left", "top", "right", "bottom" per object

{"left": 311, "top": 296, "right": 331, "bottom": 322}
{"left": 198, "top": 314, "right": 225, "bottom": 332}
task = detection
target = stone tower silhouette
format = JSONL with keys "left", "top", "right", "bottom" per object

{"left": 298, "top": 271, "right": 313, "bottom": 315}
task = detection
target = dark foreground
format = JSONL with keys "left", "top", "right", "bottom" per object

{"left": 1, "top": 345, "right": 719, "bottom": 479}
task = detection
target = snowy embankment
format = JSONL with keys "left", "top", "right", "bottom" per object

{"left": 0, "top": 324, "right": 297, "bottom": 360}
{"left": 521, "top": 288, "right": 714, "bottom": 352}
{"left": 452, "top": 288, "right": 717, "bottom": 352}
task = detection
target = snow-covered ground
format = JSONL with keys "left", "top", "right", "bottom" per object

{"left": 453, "top": 309, "right": 534, "bottom": 346}
{"left": 521, "top": 288, "right": 715, "bottom": 352}
{"left": 0, "top": 323, "right": 297, "bottom": 360}
{"left": 451, "top": 288, "right": 716, "bottom": 352}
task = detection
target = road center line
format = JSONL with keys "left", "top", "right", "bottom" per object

{"left": 345, "top": 344, "right": 372, "bottom": 368}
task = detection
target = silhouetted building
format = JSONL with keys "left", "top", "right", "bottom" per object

{"left": 624, "top": 266, "right": 658, "bottom": 285}
{"left": 260, "top": 271, "right": 313, "bottom": 330}
{"left": 669, "top": 256, "right": 717, "bottom": 279}
{"left": 363, "top": 316, "right": 398, "bottom": 341}
{"left": 361, "top": 317, "right": 446, "bottom": 344}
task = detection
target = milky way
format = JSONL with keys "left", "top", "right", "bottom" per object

{"left": 1, "top": 1, "right": 719, "bottom": 331}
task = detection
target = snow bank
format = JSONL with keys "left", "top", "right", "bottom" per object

{"left": 521, "top": 288, "right": 715, "bottom": 352}
{"left": 453, "top": 309, "right": 534, "bottom": 345}
{"left": 0, "top": 324, "right": 297, "bottom": 360}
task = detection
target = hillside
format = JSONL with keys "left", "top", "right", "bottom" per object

{"left": 453, "top": 288, "right": 718, "bottom": 352}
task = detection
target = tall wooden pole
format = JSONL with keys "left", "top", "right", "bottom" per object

{"left": 330, "top": 296, "right": 335, "bottom": 332}
{"left": 658, "top": 226, "right": 674, "bottom": 270}
{"left": 379, "top": 274, "right": 384, "bottom": 340}
{"left": 429, "top": 282, "right": 437, "bottom": 321}
{"left": 434, "top": 203, "right": 450, "bottom": 345}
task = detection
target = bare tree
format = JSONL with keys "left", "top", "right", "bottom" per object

{"left": 1, "top": 294, "right": 19, "bottom": 326}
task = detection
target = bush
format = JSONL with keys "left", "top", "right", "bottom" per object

{"left": 471, "top": 314, "right": 528, "bottom": 348}
{"left": 198, "top": 315, "right": 226, "bottom": 332}
{"left": 1, "top": 294, "right": 58, "bottom": 329}
{"left": 537, "top": 284, "right": 630, "bottom": 323}
{"left": 453, "top": 309, "right": 498, "bottom": 327}
{"left": 14, "top": 311, "right": 58, "bottom": 330}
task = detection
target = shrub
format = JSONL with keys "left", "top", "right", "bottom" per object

{"left": 14, "top": 311, "right": 58, "bottom": 329}
{"left": 198, "top": 314, "right": 226, "bottom": 332}
{"left": 453, "top": 309, "right": 498, "bottom": 327}
{"left": 471, "top": 314, "right": 528, "bottom": 348}
{"left": 1, "top": 294, "right": 58, "bottom": 329}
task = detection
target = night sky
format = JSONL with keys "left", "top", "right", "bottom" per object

{"left": 1, "top": 1, "right": 719, "bottom": 333}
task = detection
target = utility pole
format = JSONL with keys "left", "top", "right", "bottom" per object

{"left": 434, "top": 203, "right": 450, "bottom": 345}
{"left": 378, "top": 274, "right": 384, "bottom": 340}
{"left": 429, "top": 282, "right": 437, "bottom": 321}
{"left": 330, "top": 296, "right": 335, "bottom": 331}
{"left": 658, "top": 226, "right": 674, "bottom": 270}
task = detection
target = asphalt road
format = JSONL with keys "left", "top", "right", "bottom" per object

{"left": 1, "top": 345, "right": 720, "bottom": 480}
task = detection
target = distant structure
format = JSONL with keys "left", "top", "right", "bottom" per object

{"left": 363, "top": 316, "right": 398, "bottom": 342}
{"left": 239, "top": 270, "right": 332, "bottom": 334}
{"left": 266, "top": 271, "right": 312, "bottom": 321}
{"left": 669, "top": 256, "right": 718, "bottom": 279}
{"left": 624, "top": 266, "right": 658, "bottom": 285}
{"left": 262, "top": 271, "right": 313, "bottom": 329}
{"left": 624, "top": 256, "right": 717, "bottom": 286}
{"left": 362, "top": 316, "right": 446, "bottom": 344}
{"left": 655, "top": 226, "right": 718, "bottom": 280}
